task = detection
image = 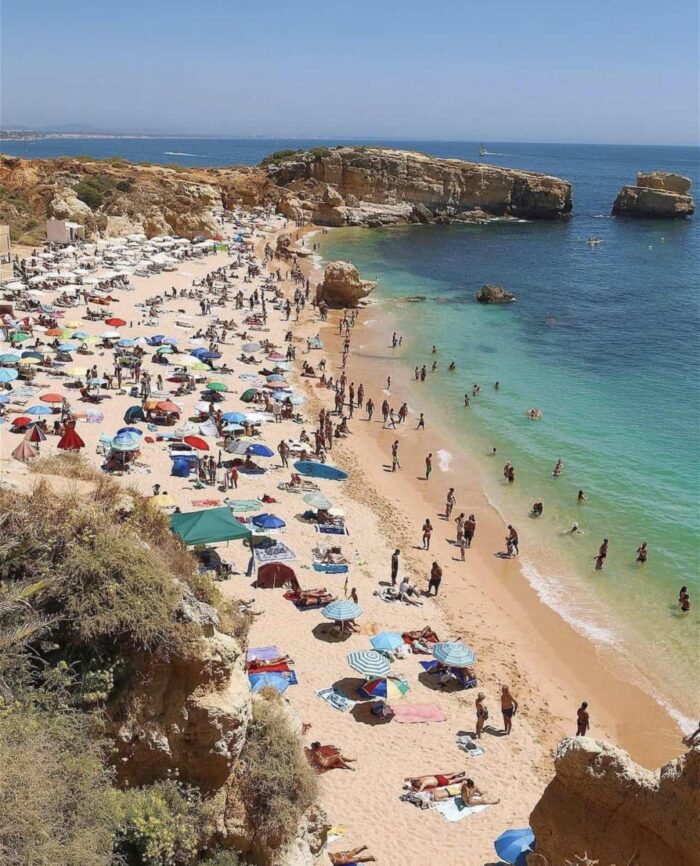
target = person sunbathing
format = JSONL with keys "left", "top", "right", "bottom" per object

{"left": 329, "top": 847, "right": 375, "bottom": 864}
{"left": 305, "top": 742, "right": 356, "bottom": 771}
{"left": 404, "top": 626, "right": 439, "bottom": 643}
{"left": 414, "top": 778, "right": 499, "bottom": 805}
{"left": 247, "top": 654, "right": 293, "bottom": 669}
{"left": 404, "top": 771, "right": 466, "bottom": 791}
{"left": 291, "top": 588, "right": 335, "bottom": 606}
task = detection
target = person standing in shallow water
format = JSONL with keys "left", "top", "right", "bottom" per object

{"left": 636, "top": 541, "right": 648, "bottom": 563}
{"left": 576, "top": 702, "right": 590, "bottom": 736}
{"left": 594, "top": 538, "right": 608, "bottom": 570}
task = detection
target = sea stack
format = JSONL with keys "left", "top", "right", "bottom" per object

{"left": 475, "top": 284, "right": 516, "bottom": 303}
{"left": 316, "top": 260, "right": 377, "bottom": 307}
{"left": 612, "top": 171, "right": 694, "bottom": 218}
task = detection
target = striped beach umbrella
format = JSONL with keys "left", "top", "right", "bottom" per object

{"left": 359, "top": 676, "right": 410, "bottom": 699}
{"left": 322, "top": 600, "right": 362, "bottom": 622}
{"left": 347, "top": 650, "right": 391, "bottom": 678}
{"left": 370, "top": 631, "right": 404, "bottom": 653}
{"left": 432, "top": 642, "right": 477, "bottom": 668}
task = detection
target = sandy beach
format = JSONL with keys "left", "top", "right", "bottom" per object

{"left": 0, "top": 216, "right": 687, "bottom": 866}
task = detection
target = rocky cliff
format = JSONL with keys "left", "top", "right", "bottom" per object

{"left": 267, "top": 146, "right": 573, "bottom": 225}
{"left": 612, "top": 171, "right": 694, "bottom": 218}
{"left": 316, "top": 260, "right": 377, "bottom": 307}
{"left": 528, "top": 738, "right": 700, "bottom": 866}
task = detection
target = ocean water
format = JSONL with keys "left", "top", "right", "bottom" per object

{"left": 3, "top": 134, "right": 698, "bottom": 722}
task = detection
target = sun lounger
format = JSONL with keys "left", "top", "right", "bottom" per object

{"left": 316, "top": 687, "right": 354, "bottom": 713}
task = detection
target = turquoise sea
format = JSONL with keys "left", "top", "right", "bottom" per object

{"left": 3, "top": 136, "right": 698, "bottom": 724}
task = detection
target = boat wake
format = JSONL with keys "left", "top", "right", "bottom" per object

{"left": 163, "top": 151, "right": 217, "bottom": 159}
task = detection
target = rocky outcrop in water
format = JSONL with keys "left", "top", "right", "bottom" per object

{"left": 317, "top": 260, "right": 377, "bottom": 307}
{"left": 528, "top": 738, "right": 700, "bottom": 866}
{"left": 475, "top": 283, "right": 516, "bottom": 303}
{"left": 268, "top": 146, "right": 573, "bottom": 226}
{"left": 612, "top": 171, "right": 694, "bottom": 218}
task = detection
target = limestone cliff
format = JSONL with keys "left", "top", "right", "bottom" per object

{"left": 267, "top": 146, "right": 573, "bottom": 224}
{"left": 528, "top": 738, "right": 700, "bottom": 866}
{"left": 612, "top": 171, "right": 694, "bottom": 218}
{"left": 317, "top": 260, "right": 377, "bottom": 307}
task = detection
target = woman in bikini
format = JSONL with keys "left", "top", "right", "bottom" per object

{"left": 475, "top": 691, "right": 489, "bottom": 739}
{"left": 306, "top": 742, "right": 356, "bottom": 772}
{"left": 404, "top": 771, "right": 466, "bottom": 791}
{"left": 329, "top": 847, "right": 375, "bottom": 864}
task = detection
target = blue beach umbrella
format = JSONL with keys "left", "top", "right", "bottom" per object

{"left": 0, "top": 369, "right": 18, "bottom": 383}
{"left": 116, "top": 426, "right": 143, "bottom": 436}
{"left": 27, "top": 404, "right": 53, "bottom": 415}
{"left": 163, "top": 337, "right": 178, "bottom": 345}
{"left": 250, "top": 673, "right": 290, "bottom": 695}
{"left": 117, "top": 338, "right": 136, "bottom": 347}
{"left": 0, "top": 394, "right": 9, "bottom": 404}
{"left": 494, "top": 828, "right": 535, "bottom": 866}
{"left": 432, "top": 642, "right": 477, "bottom": 668}
{"left": 370, "top": 632, "right": 404, "bottom": 653}
{"left": 111, "top": 431, "right": 141, "bottom": 452}
{"left": 190, "top": 347, "right": 209, "bottom": 357}
{"left": 0, "top": 353, "right": 21, "bottom": 364}
{"left": 222, "top": 411, "right": 246, "bottom": 423}
{"left": 347, "top": 650, "right": 391, "bottom": 678}
{"left": 252, "top": 513, "right": 286, "bottom": 530}
{"left": 322, "top": 600, "right": 362, "bottom": 622}
{"left": 266, "top": 374, "right": 286, "bottom": 383}
{"left": 72, "top": 331, "right": 89, "bottom": 339}
{"left": 222, "top": 422, "right": 244, "bottom": 432}
{"left": 247, "top": 444, "right": 274, "bottom": 457}
{"left": 57, "top": 342, "right": 78, "bottom": 352}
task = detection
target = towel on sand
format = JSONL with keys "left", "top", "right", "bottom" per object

{"left": 247, "top": 645, "right": 281, "bottom": 661}
{"left": 391, "top": 703, "right": 446, "bottom": 724}
{"left": 434, "top": 799, "right": 489, "bottom": 823}
{"left": 316, "top": 687, "right": 354, "bottom": 712}
{"left": 312, "top": 562, "right": 349, "bottom": 573}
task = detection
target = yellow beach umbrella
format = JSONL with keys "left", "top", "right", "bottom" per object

{"left": 82, "top": 335, "right": 100, "bottom": 345}
{"left": 65, "top": 320, "right": 82, "bottom": 328}
{"left": 173, "top": 355, "right": 198, "bottom": 367}
{"left": 67, "top": 366, "right": 87, "bottom": 378}
{"left": 18, "top": 357, "right": 40, "bottom": 365}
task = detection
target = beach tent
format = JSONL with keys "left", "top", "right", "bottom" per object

{"left": 57, "top": 426, "right": 85, "bottom": 451}
{"left": 256, "top": 562, "right": 299, "bottom": 590}
{"left": 171, "top": 454, "right": 198, "bottom": 477}
{"left": 12, "top": 439, "right": 38, "bottom": 463}
{"left": 170, "top": 507, "right": 251, "bottom": 546}
{"left": 124, "top": 405, "right": 146, "bottom": 423}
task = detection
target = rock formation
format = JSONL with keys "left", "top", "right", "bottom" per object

{"left": 317, "top": 260, "right": 377, "bottom": 307}
{"left": 528, "top": 738, "right": 700, "bottom": 866}
{"left": 475, "top": 283, "right": 516, "bottom": 303}
{"left": 267, "top": 146, "right": 573, "bottom": 225}
{"left": 612, "top": 171, "right": 694, "bottom": 218}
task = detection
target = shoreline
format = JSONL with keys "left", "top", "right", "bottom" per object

{"left": 297, "top": 225, "right": 687, "bottom": 768}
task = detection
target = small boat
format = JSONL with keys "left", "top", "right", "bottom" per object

{"left": 479, "top": 141, "right": 487, "bottom": 156}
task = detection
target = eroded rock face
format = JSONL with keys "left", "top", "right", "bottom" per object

{"left": 317, "top": 260, "right": 377, "bottom": 308}
{"left": 529, "top": 738, "right": 700, "bottom": 866}
{"left": 612, "top": 171, "right": 694, "bottom": 218}
{"left": 475, "top": 283, "right": 516, "bottom": 303}
{"left": 268, "top": 147, "right": 573, "bottom": 225}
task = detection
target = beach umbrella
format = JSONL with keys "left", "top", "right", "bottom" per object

{"left": 67, "top": 366, "right": 87, "bottom": 378}
{"left": 494, "top": 829, "right": 535, "bottom": 866}
{"left": 206, "top": 382, "right": 227, "bottom": 392}
{"left": 266, "top": 351, "right": 286, "bottom": 361}
{"left": 0, "top": 369, "right": 18, "bottom": 383}
{"left": 370, "top": 632, "right": 404, "bottom": 654}
{"left": 44, "top": 328, "right": 63, "bottom": 337}
{"left": 184, "top": 435, "right": 209, "bottom": 451}
{"left": 27, "top": 423, "right": 47, "bottom": 443}
{"left": 27, "top": 405, "right": 53, "bottom": 415}
{"left": 111, "top": 431, "right": 141, "bottom": 451}
{"left": 347, "top": 650, "right": 391, "bottom": 678}
{"left": 222, "top": 422, "right": 244, "bottom": 433}
{"left": 242, "top": 341, "right": 261, "bottom": 353}
{"left": 173, "top": 355, "right": 199, "bottom": 368}
{"left": 40, "top": 393, "right": 65, "bottom": 403}
{"left": 117, "top": 338, "right": 136, "bottom": 347}
{"left": 155, "top": 401, "right": 180, "bottom": 414}
{"left": 12, "top": 439, "right": 39, "bottom": 463}
{"left": 250, "top": 673, "right": 290, "bottom": 695}
{"left": 252, "top": 513, "right": 286, "bottom": 530}
{"left": 163, "top": 337, "right": 178, "bottom": 345}
{"left": 105, "top": 318, "right": 127, "bottom": 327}
{"left": 322, "top": 600, "right": 362, "bottom": 622}
{"left": 17, "top": 357, "right": 40, "bottom": 366}
{"left": 359, "top": 676, "right": 410, "bottom": 700}
{"left": 72, "top": 331, "right": 89, "bottom": 339}
{"left": 9, "top": 332, "right": 30, "bottom": 343}
{"left": 21, "top": 351, "right": 44, "bottom": 361}
{"left": 155, "top": 345, "right": 173, "bottom": 354}
{"left": 0, "top": 352, "right": 21, "bottom": 363}
{"left": 247, "top": 444, "right": 274, "bottom": 458}
{"left": 57, "top": 426, "right": 85, "bottom": 450}
{"left": 57, "top": 342, "right": 79, "bottom": 352}
{"left": 266, "top": 374, "right": 286, "bottom": 383}
{"left": 303, "top": 492, "right": 334, "bottom": 510}
{"left": 222, "top": 411, "right": 246, "bottom": 423}
{"left": 65, "top": 320, "right": 81, "bottom": 328}
{"left": 99, "top": 329, "right": 121, "bottom": 339}
{"left": 116, "top": 426, "right": 143, "bottom": 437}
{"left": 11, "top": 416, "right": 32, "bottom": 428}
{"left": 240, "top": 388, "right": 258, "bottom": 403}
{"left": 432, "top": 642, "right": 477, "bottom": 668}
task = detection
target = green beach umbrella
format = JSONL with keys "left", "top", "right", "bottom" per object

{"left": 207, "top": 382, "right": 228, "bottom": 392}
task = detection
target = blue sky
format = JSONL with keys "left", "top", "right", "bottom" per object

{"left": 2, "top": 0, "right": 698, "bottom": 144}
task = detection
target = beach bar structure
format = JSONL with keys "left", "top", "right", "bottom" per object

{"left": 46, "top": 218, "right": 86, "bottom": 245}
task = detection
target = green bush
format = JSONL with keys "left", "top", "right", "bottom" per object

{"left": 259, "top": 149, "right": 300, "bottom": 167}
{"left": 115, "top": 779, "right": 212, "bottom": 866}
{"left": 202, "top": 850, "right": 244, "bottom": 866}
{"left": 0, "top": 702, "right": 118, "bottom": 866}
{"left": 115, "top": 179, "right": 133, "bottom": 192}
{"left": 73, "top": 174, "right": 115, "bottom": 210}
{"left": 237, "top": 695, "right": 317, "bottom": 847}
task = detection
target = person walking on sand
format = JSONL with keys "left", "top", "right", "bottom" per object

{"left": 425, "top": 453, "right": 432, "bottom": 480}
{"left": 500, "top": 685, "right": 518, "bottom": 735}
{"left": 391, "top": 548, "right": 400, "bottom": 586}
{"left": 464, "top": 513, "right": 476, "bottom": 548}
{"left": 428, "top": 561, "right": 442, "bottom": 596}
{"left": 391, "top": 440, "right": 400, "bottom": 471}
{"left": 366, "top": 398, "right": 374, "bottom": 421}
{"left": 445, "top": 487, "right": 455, "bottom": 519}
{"left": 576, "top": 702, "right": 590, "bottom": 736}
{"left": 422, "top": 519, "right": 433, "bottom": 550}
{"left": 475, "top": 692, "right": 489, "bottom": 739}
{"left": 459, "top": 533, "right": 467, "bottom": 561}
{"left": 417, "top": 412, "right": 425, "bottom": 430}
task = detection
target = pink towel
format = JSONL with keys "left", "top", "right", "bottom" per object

{"left": 391, "top": 703, "right": 446, "bottom": 724}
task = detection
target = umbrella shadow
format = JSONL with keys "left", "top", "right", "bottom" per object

{"left": 350, "top": 702, "right": 391, "bottom": 726}
{"left": 311, "top": 622, "right": 354, "bottom": 643}
{"left": 417, "top": 671, "right": 467, "bottom": 694}
{"left": 332, "top": 676, "right": 366, "bottom": 700}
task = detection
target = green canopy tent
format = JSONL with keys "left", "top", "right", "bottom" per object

{"left": 170, "top": 507, "right": 251, "bottom": 546}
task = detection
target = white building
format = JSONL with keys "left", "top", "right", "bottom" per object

{"left": 46, "top": 218, "right": 86, "bottom": 245}
{"left": 0, "top": 225, "right": 10, "bottom": 263}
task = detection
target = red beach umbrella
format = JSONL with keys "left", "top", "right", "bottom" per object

{"left": 57, "top": 426, "right": 85, "bottom": 451}
{"left": 105, "top": 318, "right": 127, "bottom": 327}
{"left": 27, "top": 423, "right": 47, "bottom": 443}
{"left": 155, "top": 401, "right": 180, "bottom": 414}
{"left": 184, "top": 435, "right": 209, "bottom": 451}
{"left": 40, "top": 393, "right": 65, "bottom": 403}
{"left": 12, "top": 416, "right": 32, "bottom": 427}
{"left": 45, "top": 328, "right": 63, "bottom": 337}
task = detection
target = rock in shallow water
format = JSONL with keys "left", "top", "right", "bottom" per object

{"left": 475, "top": 283, "right": 516, "bottom": 303}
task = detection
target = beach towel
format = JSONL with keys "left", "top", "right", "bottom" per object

{"left": 86, "top": 412, "right": 104, "bottom": 423}
{"left": 315, "top": 524, "right": 348, "bottom": 535}
{"left": 312, "top": 563, "right": 349, "bottom": 574}
{"left": 316, "top": 687, "right": 354, "bottom": 713}
{"left": 191, "top": 498, "right": 220, "bottom": 507}
{"left": 433, "top": 799, "right": 489, "bottom": 823}
{"left": 247, "top": 645, "right": 281, "bottom": 661}
{"left": 253, "top": 542, "right": 296, "bottom": 564}
{"left": 249, "top": 670, "right": 298, "bottom": 688}
{"left": 391, "top": 703, "right": 446, "bottom": 724}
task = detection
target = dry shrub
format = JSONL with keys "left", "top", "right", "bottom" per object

{"left": 0, "top": 703, "right": 117, "bottom": 866}
{"left": 31, "top": 452, "right": 103, "bottom": 481}
{"left": 237, "top": 694, "right": 317, "bottom": 848}
{"left": 187, "top": 572, "right": 250, "bottom": 645}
